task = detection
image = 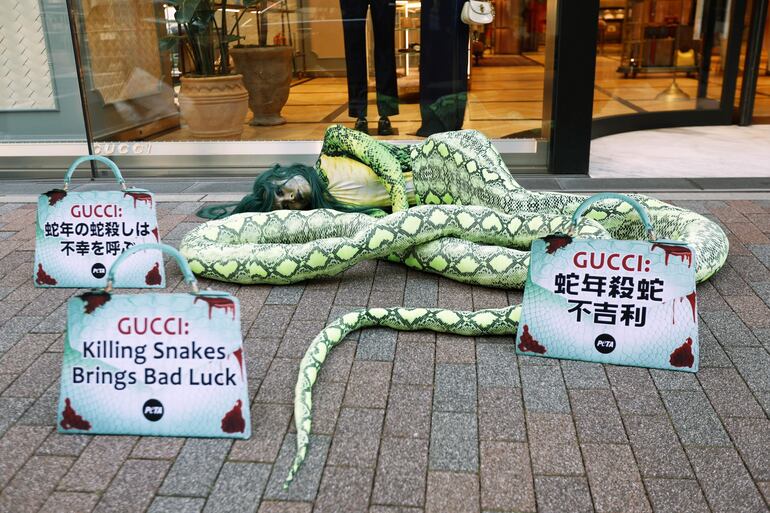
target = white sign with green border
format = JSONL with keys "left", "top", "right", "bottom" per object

{"left": 516, "top": 193, "right": 699, "bottom": 372}
{"left": 35, "top": 155, "right": 164, "bottom": 289}
{"left": 58, "top": 244, "right": 250, "bottom": 438}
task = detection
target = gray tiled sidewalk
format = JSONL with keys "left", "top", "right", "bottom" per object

{"left": 0, "top": 195, "right": 769, "bottom": 512}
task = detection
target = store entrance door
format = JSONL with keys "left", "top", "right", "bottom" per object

{"left": 737, "top": 0, "right": 770, "bottom": 124}
{"left": 749, "top": 2, "right": 770, "bottom": 122}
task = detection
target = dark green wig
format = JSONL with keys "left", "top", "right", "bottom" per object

{"left": 197, "top": 164, "right": 382, "bottom": 219}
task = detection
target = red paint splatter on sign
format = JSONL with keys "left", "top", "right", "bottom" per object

{"left": 78, "top": 291, "right": 111, "bottom": 314}
{"left": 651, "top": 243, "right": 693, "bottom": 268}
{"left": 145, "top": 263, "right": 162, "bottom": 286}
{"left": 233, "top": 348, "right": 244, "bottom": 378}
{"left": 194, "top": 296, "right": 236, "bottom": 320}
{"left": 518, "top": 324, "right": 547, "bottom": 354}
{"left": 60, "top": 398, "right": 91, "bottom": 431}
{"left": 35, "top": 264, "right": 57, "bottom": 286}
{"left": 44, "top": 189, "right": 67, "bottom": 206}
{"left": 685, "top": 291, "right": 696, "bottom": 322}
{"left": 673, "top": 292, "right": 698, "bottom": 325}
{"left": 669, "top": 338, "right": 695, "bottom": 368}
{"left": 221, "top": 399, "right": 246, "bottom": 433}
{"left": 542, "top": 234, "right": 573, "bottom": 254}
{"left": 124, "top": 191, "right": 153, "bottom": 208}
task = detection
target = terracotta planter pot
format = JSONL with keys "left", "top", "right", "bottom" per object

{"left": 179, "top": 75, "right": 248, "bottom": 138}
{"left": 231, "top": 46, "right": 292, "bottom": 126}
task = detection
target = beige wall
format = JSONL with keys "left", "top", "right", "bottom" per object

{"left": 306, "top": 0, "right": 346, "bottom": 59}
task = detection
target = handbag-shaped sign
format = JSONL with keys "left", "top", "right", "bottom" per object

{"left": 516, "top": 193, "right": 699, "bottom": 372}
{"left": 58, "top": 243, "right": 251, "bottom": 438}
{"left": 35, "top": 155, "right": 165, "bottom": 288}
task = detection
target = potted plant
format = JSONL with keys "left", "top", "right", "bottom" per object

{"left": 229, "top": 0, "right": 294, "bottom": 126}
{"left": 161, "top": 0, "right": 249, "bottom": 138}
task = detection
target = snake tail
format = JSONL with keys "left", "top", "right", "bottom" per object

{"left": 284, "top": 304, "right": 522, "bottom": 487}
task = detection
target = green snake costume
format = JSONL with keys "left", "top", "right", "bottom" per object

{"left": 179, "top": 125, "right": 729, "bottom": 486}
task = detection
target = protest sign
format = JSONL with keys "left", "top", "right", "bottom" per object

{"left": 58, "top": 244, "right": 250, "bottom": 438}
{"left": 35, "top": 155, "right": 164, "bottom": 288}
{"left": 516, "top": 193, "right": 698, "bottom": 372}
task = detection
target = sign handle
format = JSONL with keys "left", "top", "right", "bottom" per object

{"left": 105, "top": 243, "right": 198, "bottom": 294}
{"left": 570, "top": 193, "right": 657, "bottom": 241}
{"left": 63, "top": 155, "right": 127, "bottom": 192}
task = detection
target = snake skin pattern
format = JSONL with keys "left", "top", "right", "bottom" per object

{"left": 182, "top": 126, "right": 728, "bottom": 285}
{"left": 178, "top": 126, "right": 729, "bottom": 486}
{"left": 181, "top": 206, "right": 611, "bottom": 289}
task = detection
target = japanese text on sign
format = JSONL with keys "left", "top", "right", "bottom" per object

{"left": 44, "top": 220, "right": 152, "bottom": 256}
{"left": 552, "top": 250, "right": 667, "bottom": 328}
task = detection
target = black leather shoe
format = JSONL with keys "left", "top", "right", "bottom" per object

{"left": 378, "top": 117, "right": 394, "bottom": 136}
{"left": 354, "top": 117, "right": 368, "bottom": 134}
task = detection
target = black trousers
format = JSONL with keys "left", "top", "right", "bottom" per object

{"left": 339, "top": 0, "right": 399, "bottom": 118}
{"left": 417, "top": 0, "right": 469, "bottom": 136}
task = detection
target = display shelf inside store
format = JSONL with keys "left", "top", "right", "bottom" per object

{"left": 615, "top": 0, "right": 700, "bottom": 78}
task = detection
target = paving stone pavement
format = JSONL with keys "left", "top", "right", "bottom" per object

{"left": 0, "top": 197, "right": 769, "bottom": 512}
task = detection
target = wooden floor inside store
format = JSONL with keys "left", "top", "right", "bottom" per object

{"left": 152, "top": 57, "right": 547, "bottom": 141}
{"left": 595, "top": 45, "right": 770, "bottom": 119}
{"left": 151, "top": 48, "right": 770, "bottom": 142}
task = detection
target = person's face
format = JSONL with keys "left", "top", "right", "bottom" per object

{"left": 272, "top": 175, "right": 312, "bottom": 210}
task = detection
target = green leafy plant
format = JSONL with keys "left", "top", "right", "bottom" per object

{"left": 160, "top": 0, "right": 241, "bottom": 76}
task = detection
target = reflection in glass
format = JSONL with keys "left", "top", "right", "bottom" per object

{"left": 76, "top": 0, "right": 178, "bottom": 139}
{"left": 593, "top": 0, "right": 728, "bottom": 119}
{"left": 416, "top": 0, "right": 469, "bottom": 136}
{"left": 67, "top": 0, "right": 554, "bottom": 142}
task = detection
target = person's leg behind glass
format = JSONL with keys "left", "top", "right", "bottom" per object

{"left": 370, "top": 0, "right": 399, "bottom": 132}
{"left": 417, "top": 0, "right": 469, "bottom": 136}
{"left": 340, "top": 0, "right": 370, "bottom": 121}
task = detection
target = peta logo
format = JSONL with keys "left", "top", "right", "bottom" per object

{"left": 143, "top": 399, "right": 164, "bottom": 421}
{"left": 594, "top": 333, "right": 616, "bottom": 354}
{"left": 91, "top": 263, "right": 106, "bottom": 279}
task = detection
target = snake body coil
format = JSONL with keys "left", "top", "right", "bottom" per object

{"left": 179, "top": 128, "right": 729, "bottom": 486}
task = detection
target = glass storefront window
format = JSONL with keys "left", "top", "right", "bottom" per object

{"left": 61, "top": 0, "right": 553, "bottom": 153}
{"left": 3, "top": 0, "right": 768, "bottom": 175}
{"left": 593, "top": 0, "right": 730, "bottom": 119}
